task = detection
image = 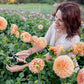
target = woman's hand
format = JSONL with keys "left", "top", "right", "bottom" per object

{"left": 6, "top": 64, "right": 22, "bottom": 72}
{"left": 16, "top": 50, "right": 32, "bottom": 63}
{"left": 6, "top": 64, "right": 29, "bottom": 72}
{"left": 43, "top": 53, "right": 52, "bottom": 61}
{"left": 46, "top": 55, "right": 52, "bottom": 60}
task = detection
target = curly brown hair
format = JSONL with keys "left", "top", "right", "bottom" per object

{"left": 52, "top": 1, "right": 81, "bottom": 38}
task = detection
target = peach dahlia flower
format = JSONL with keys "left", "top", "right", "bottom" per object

{"left": 20, "top": 16, "right": 27, "bottom": 21}
{"left": 0, "top": 16, "right": 7, "bottom": 30}
{"left": 71, "top": 44, "right": 78, "bottom": 55}
{"left": 36, "top": 12, "right": 40, "bottom": 16}
{"left": 20, "top": 32, "right": 32, "bottom": 43}
{"left": 53, "top": 55, "right": 74, "bottom": 78}
{"left": 77, "top": 68, "right": 84, "bottom": 84}
{"left": 76, "top": 42, "right": 84, "bottom": 56}
{"left": 15, "top": 31, "right": 19, "bottom": 38}
{"left": 71, "top": 42, "right": 84, "bottom": 56}
{"left": 35, "top": 37, "right": 47, "bottom": 49}
{"left": 77, "top": 42, "right": 84, "bottom": 49}
{"left": 21, "top": 30, "right": 26, "bottom": 34}
{"left": 10, "top": 24, "right": 18, "bottom": 34}
{"left": 38, "top": 25, "right": 43, "bottom": 30}
{"left": 31, "top": 36, "right": 38, "bottom": 46}
{"left": 29, "top": 58, "right": 45, "bottom": 73}
{"left": 49, "top": 45, "right": 65, "bottom": 56}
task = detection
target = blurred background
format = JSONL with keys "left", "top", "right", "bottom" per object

{"left": 0, "top": 0, "right": 84, "bottom": 4}
{"left": 0, "top": 0, "right": 84, "bottom": 18}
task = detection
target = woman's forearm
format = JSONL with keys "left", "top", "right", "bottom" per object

{"left": 20, "top": 63, "right": 29, "bottom": 70}
{"left": 29, "top": 46, "right": 43, "bottom": 55}
{"left": 12, "top": 64, "right": 29, "bottom": 72}
{"left": 6, "top": 63, "right": 29, "bottom": 72}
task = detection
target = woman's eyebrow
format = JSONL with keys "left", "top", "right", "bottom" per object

{"left": 56, "top": 14, "right": 62, "bottom": 20}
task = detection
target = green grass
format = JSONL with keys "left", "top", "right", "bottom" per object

{"left": 80, "top": 5, "right": 84, "bottom": 18}
{"left": 0, "top": 3, "right": 56, "bottom": 14}
{"left": 0, "top": 3, "right": 84, "bottom": 18}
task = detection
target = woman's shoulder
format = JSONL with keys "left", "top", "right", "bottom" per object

{"left": 49, "top": 21, "right": 56, "bottom": 30}
{"left": 72, "top": 35, "right": 80, "bottom": 39}
{"left": 71, "top": 34, "right": 80, "bottom": 43}
{"left": 52, "top": 21, "right": 55, "bottom": 25}
{"left": 50, "top": 21, "right": 55, "bottom": 28}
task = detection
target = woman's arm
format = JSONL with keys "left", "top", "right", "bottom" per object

{"left": 6, "top": 53, "right": 52, "bottom": 73}
{"left": 17, "top": 23, "right": 54, "bottom": 62}
{"left": 17, "top": 46, "right": 43, "bottom": 62}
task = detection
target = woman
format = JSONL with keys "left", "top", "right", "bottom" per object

{"left": 6, "top": 1, "right": 81, "bottom": 72}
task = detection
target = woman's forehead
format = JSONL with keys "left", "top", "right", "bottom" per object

{"left": 56, "top": 10, "right": 62, "bottom": 18}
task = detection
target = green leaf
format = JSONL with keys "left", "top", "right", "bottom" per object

{"left": 28, "top": 81, "right": 34, "bottom": 84}
{"left": 19, "top": 72, "right": 24, "bottom": 78}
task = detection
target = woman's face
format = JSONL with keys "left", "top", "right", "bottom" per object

{"left": 55, "top": 10, "right": 66, "bottom": 30}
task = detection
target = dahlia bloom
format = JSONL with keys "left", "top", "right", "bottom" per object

{"left": 0, "top": 16, "right": 7, "bottom": 30}
{"left": 76, "top": 42, "right": 84, "bottom": 52}
{"left": 71, "top": 44, "right": 78, "bottom": 55}
{"left": 38, "top": 25, "right": 43, "bottom": 30}
{"left": 79, "top": 51, "right": 84, "bottom": 56}
{"left": 36, "top": 12, "right": 40, "bottom": 16}
{"left": 77, "top": 42, "right": 84, "bottom": 49}
{"left": 29, "top": 58, "right": 45, "bottom": 73}
{"left": 35, "top": 37, "right": 47, "bottom": 49}
{"left": 49, "top": 45, "right": 65, "bottom": 56}
{"left": 10, "top": 24, "right": 18, "bottom": 34}
{"left": 53, "top": 55, "right": 74, "bottom": 78}
{"left": 15, "top": 31, "right": 19, "bottom": 38}
{"left": 76, "top": 42, "right": 84, "bottom": 56}
{"left": 77, "top": 68, "right": 84, "bottom": 84}
{"left": 20, "top": 32, "right": 32, "bottom": 43}
{"left": 21, "top": 30, "right": 26, "bottom": 34}
{"left": 20, "top": 16, "right": 27, "bottom": 21}
{"left": 31, "top": 36, "right": 38, "bottom": 46}
{"left": 71, "top": 42, "right": 84, "bottom": 56}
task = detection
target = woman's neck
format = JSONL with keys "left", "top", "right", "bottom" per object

{"left": 56, "top": 28, "right": 67, "bottom": 34}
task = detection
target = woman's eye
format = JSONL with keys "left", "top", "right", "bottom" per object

{"left": 55, "top": 15, "right": 63, "bottom": 23}
{"left": 59, "top": 19, "right": 63, "bottom": 22}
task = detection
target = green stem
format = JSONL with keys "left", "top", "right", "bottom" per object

{"left": 38, "top": 69, "right": 41, "bottom": 83}
{"left": 60, "top": 78, "right": 66, "bottom": 84}
{"left": 38, "top": 72, "right": 41, "bottom": 83}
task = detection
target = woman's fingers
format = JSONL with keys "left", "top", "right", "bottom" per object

{"left": 17, "top": 58, "right": 25, "bottom": 63}
{"left": 15, "top": 50, "right": 30, "bottom": 63}
{"left": 18, "top": 55, "right": 27, "bottom": 60}
{"left": 6, "top": 64, "right": 11, "bottom": 71}
{"left": 16, "top": 57, "right": 27, "bottom": 63}
{"left": 46, "top": 55, "right": 52, "bottom": 60}
{"left": 16, "top": 52, "right": 29, "bottom": 56}
{"left": 16, "top": 55, "right": 27, "bottom": 63}
{"left": 6, "top": 64, "right": 20, "bottom": 72}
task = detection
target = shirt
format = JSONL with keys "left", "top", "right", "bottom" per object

{"left": 44, "top": 22, "right": 80, "bottom": 72}
{"left": 45, "top": 22, "right": 80, "bottom": 50}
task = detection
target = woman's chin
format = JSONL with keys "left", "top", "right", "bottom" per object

{"left": 55, "top": 26, "right": 60, "bottom": 29}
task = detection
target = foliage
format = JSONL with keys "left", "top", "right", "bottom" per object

{"left": 0, "top": 10, "right": 84, "bottom": 84}
{"left": 0, "top": 3, "right": 84, "bottom": 18}
{"left": 0, "top": 0, "right": 84, "bottom": 4}
{"left": 39, "top": 0, "right": 55, "bottom": 5}
{"left": 0, "top": 4, "right": 56, "bottom": 15}
{"left": 0, "top": 11, "right": 55, "bottom": 84}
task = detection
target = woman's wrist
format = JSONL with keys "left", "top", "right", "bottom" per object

{"left": 22, "top": 63, "right": 29, "bottom": 68}
{"left": 28, "top": 48, "right": 33, "bottom": 55}
{"left": 28, "top": 46, "right": 43, "bottom": 55}
{"left": 17, "top": 64, "right": 28, "bottom": 71}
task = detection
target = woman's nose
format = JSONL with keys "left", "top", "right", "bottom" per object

{"left": 55, "top": 18, "right": 59, "bottom": 24}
